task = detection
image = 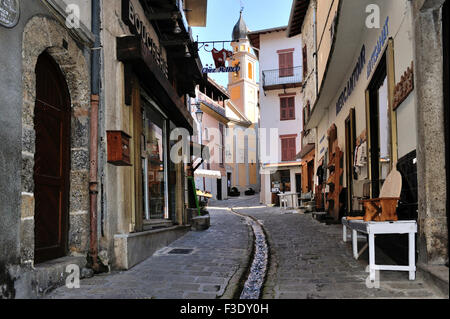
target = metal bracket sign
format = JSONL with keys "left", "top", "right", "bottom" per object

{"left": 0, "top": 0, "right": 20, "bottom": 28}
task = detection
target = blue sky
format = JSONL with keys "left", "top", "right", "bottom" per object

{"left": 191, "top": 0, "right": 294, "bottom": 88}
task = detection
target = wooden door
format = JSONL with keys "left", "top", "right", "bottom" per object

{"left": 345, "top": 109, "right": 356, "bottom": 214}
{"left": 34, "top": 52, "right": 71, "bottom": 264}
{"left": 217, "top": 179, "right": 222, "bottom": 200}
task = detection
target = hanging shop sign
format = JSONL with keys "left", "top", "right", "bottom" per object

{"left": 367, "top": 16, "right": 389, "bottom": 79}
{"left": 212, "top": 48, "right": 233, "bottom": 68}
{"left": 122, "top": 0, "right": 168, "bottom": 78}
{"left": 335, "top": 45, "right": 366, "bottom": 115}
{"left": 0, "top": 0, "right": 20, "bottom": 28}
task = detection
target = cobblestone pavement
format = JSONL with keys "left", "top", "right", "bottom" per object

{"left": 45, "top": 202, "right": 252, "bottom": 299}
{"left": 229, "top": 195, "right": 444, "bottom": 299}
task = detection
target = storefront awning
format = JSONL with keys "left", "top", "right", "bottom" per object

{"left": 117, "top": 36, "right": 193, "bottom": 134}
{"left": 194, "top": 169, "right": 222, "bottom": 179}
{"left": 262, "top": 162, "right": 303, "bottom": 169}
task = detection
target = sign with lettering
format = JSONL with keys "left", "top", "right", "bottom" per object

{"left": 393, "top": 62, "right": 414, "bottom": 110}
{"left": 367, "top": 16, "right": 389, "bottom": 79}
{"left": 335, "top": 45, "right": 366, "bottom": 115}
{"left": 202, "top": 66, "right": 241, "bottom": 74}
{"left": 122, "top": 0, "right": 168, "bottom": 77}
{"left": 0, "top": 0, "right": 20, "bottom": 28}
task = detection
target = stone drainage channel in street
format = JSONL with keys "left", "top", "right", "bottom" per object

{"left": 230, "top": 208, "right": 269, "bottom": 299}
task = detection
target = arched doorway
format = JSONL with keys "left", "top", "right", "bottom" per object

{"left": 34, "top": 52, "right": 71, "bottom": 264}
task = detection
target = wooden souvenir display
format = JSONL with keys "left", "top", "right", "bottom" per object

{"left": 325, "top": 145, "right": 344, "bottom": 221}
{"left": 348, "top": 166, "right": 402, "bottom": 222}
{"left": 324, "top": 125, "right": 344, "bottom": 221}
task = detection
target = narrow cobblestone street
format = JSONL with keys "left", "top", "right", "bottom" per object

{"left": 231, "top": 196, "right": 443, "bottom": 299}
{"left": 46, "top": 202, "right": 252, "bottom": 299}
{"left": 46, "top": 195, "right": 444, "bottom": 299}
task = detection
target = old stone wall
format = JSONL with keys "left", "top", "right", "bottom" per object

{"left": 20, "top": 16, "right": 92, "bottom": 267}
{"left": 1, "top": 1, "right": 93, "bottom": 298}
{"left": 412, "top": 0, "right": 449, "bottom": 264}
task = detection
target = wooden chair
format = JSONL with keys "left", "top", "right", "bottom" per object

{"left": 348, "top": 165, "right": 402, "bottom": 222}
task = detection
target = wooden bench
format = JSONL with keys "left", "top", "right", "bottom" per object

{"left": 342, "top": 217, "right": 417, "bottom": 281}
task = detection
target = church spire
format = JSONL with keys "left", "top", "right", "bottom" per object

{"left": 232, "top": 9, "right": 249, "bottom": 41}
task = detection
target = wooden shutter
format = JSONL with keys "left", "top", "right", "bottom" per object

{"left": 288, "top": 97, "right": 295, "bottom": 119}
{"left": 279, "top": 53, "right": 287, "bottom": 77}
{"left": 286, "top": 52, "right": 294, "bottom": 76}
{"left": 281, "top": 136, "right": 297, "bottom": 161}
{"left": 280, "top": 98, "right": 287, "bottom": 120}
{"left": 279, "top": 52, "right": 294, "bottom": 77}
{"left": 281, "top": 139, "right": 288, "bottom": 161}
{"left": 281, "top": 97, "right": 295, "bottom": 120}
{"left": 289, "top": 138, "right": 296, "bottom": 161}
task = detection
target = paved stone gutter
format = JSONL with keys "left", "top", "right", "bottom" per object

{"left": 230, "top": 208, "right": 269, "bottom": 299}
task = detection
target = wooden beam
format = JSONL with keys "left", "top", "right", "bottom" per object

{"left": 117, "top": 36, "right": 193, "bottom": 133}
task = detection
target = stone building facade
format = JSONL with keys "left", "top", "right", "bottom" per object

{"left": 0, "top": 0, "right": 208, "bottom": 298}
{"left": 0, "top": 0, "right": 94, "bottom": 298}
{"left": 97, "top": 0, "right": 206, "bottom": 270}
{"left": 288, "top": 0, "right": 448, "bottom": 293}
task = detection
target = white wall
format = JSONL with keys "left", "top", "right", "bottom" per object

{"left": 313, "top": 0, "right": 417, "bottom": 190}
{"left": 259, "top": 31, "right": 303, "bottom": 73}
{"left": 258, "top": 31, "right": 303, "bottom": 164}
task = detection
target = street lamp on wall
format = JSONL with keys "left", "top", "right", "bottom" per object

{"left": 194, "top": 104, "right": 206, "bottom": 190}
{"left": 195, "top": 105, "right": 204, "bottom": 123}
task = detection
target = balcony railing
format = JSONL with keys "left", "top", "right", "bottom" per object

{"left": 262, "top": 66, "right": 303, "bottom": 90}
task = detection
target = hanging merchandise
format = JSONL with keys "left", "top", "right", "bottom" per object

{"left": 212, "top": 48, "right": 233, "bottom": 68}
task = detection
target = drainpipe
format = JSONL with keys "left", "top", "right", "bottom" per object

{"left": 313, "top": 3, "right": 318, "bottom": 99}
{"left": 89, "top": 0, "right": 101, "bottom": 272}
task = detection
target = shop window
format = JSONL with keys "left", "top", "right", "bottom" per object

{"left": 142, "top": 99, "right": 169, "bottom": 220}
{"left": 280, "top": 96, "right": 295, "bottom": 121}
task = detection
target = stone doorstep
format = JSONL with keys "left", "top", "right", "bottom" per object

{"left": 114, "top": 225, "right": 191, "bottom": 270}
{"left": 28, "top": 256, "right": 86, "bottom": 298}
{"left": 417, "top": 263, "right": 449, "bottom": 297}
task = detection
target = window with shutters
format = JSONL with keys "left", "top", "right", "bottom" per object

{"left": 302, "top": 45, "right": 308, "bottom": 79}
{"left": 280, "top": 96, "right": 296, "bottom": 121}
{"left": 279, "top": 51, "right": 294, "bottom": 77}
{"left": 281, "top": 136, "right": 297, "bottom": 162}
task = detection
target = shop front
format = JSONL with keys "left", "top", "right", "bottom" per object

{"left": 305, "top": 0, "right": 419, "bottom": 228}
{"left": 102, "top": 0, "right": 204, "bottom": 270}
{"left": 261, "top": 163, "right": 302, "bottom": 206}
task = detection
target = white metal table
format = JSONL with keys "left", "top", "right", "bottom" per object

{"left": 278, "top": 192, "right": 299, "bottom": 209}
{"left": 342, "top": 217, "right": 417, "bottom": 281}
